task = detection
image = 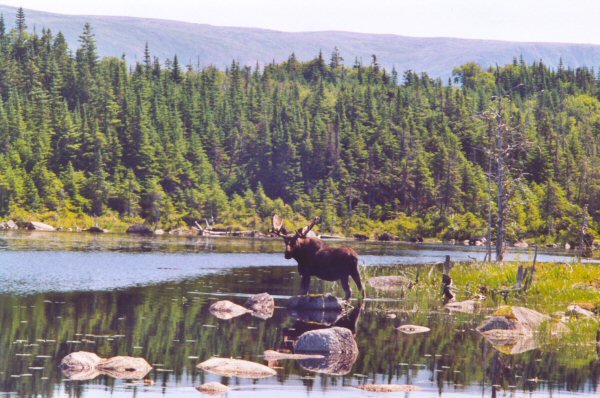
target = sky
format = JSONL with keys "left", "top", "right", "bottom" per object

{"left": 0, "top": 0, "right": 598, "bottom": 44}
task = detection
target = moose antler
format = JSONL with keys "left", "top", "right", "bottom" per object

{"left": 272, "top": 214, "right": 288, "bottom": 236}
{"left": 298, "top": 216, "right": 321, "bottom": 237}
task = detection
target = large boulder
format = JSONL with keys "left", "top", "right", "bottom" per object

{"left": 126, "top": 224, "right": 153, "bottom": 235}
{"left": 197, "top": 357, "right": 276, "bottom": 378}
{"left": 477, "top": 306, "right": 550, "bottom": 354}
{"left": 244, "top": 293, "right": 274, "bottom": 320}
{"left": 209, "top": 300, "right": 251, "bottom": 320}
{"left": 477, "top": 306, "right": 550, "bottom": 336}
{"left": 294, "top": 326, "right": 357, "bottom": 354}
{"left": 294, "top": 327, "right": 359, "bottom": 375}
{"left": 24, "top": 221, "right": 55, "bottom": 231}
{"left": 287, "top": 294, "right": 344, "bottom": 311}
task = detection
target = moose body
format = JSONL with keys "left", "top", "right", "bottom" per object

{"left": 274, "top": 215, "right": 364, "bottom": 300}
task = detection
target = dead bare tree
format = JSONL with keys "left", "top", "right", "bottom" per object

{"left": 479, "top": 87, "right": 531, "bottom": 262}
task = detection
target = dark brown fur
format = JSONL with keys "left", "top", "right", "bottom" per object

{"left": 283, "top": 236, "right": 364, "bottom": 300}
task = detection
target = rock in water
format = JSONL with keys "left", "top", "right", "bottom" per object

{"left": 287, "top": 294, "right": 343, "bottom": 311}
{"left": 477, "top": 306, "right": 551, "bottom": 354}
{"left": 60, "top": 351, "right": 103, "bottom": 370}
{"left": 197, "top": 357, "right": 276, "bottom": 378}
{"left": 25, "top": 221, "right": 55, "bottom": 231}
{"left": 294, "top": 327, "right": 360, "bottom": 375}
{"left": 60, "top": 352, "right": 152, "bottom": 380}
{"left": 196, "top": 382, "right": 230, "bottom": 395}
{"left": 295, "top": 326, "right": 358, "bottom": 354}
{"left": 96, "top": 356, "right": 153, "bottom": 379}
{"left": 396, "top": 324, "right": 430, "bottom": 334}
{"left": 209, "top": 300, "right": 251, "bottom": 320}
{"left": 244, "top": 292, "right": 274, "bottom": 319}
{"left": 355, "top": 384, "right": 421, "bottom": 392}
{"left": 477, "top": 306, "right": 550, "bottom": 335}
{"left": 60, "top": 351, "right": 104, "bottom": 380}
{"left": 126, "top": 224, "right": 153, "bottom": 235}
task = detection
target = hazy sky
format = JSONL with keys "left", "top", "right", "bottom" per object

{"left": 0, "top": 0, "right": 598, "bottom": 44}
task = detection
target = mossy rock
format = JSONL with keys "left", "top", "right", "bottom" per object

{"left": 493, "top": 306, "right": 518, "bottom": 319}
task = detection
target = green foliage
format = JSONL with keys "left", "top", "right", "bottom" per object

{"left": 0, "top": 14, "right": 599, "bottom": 241}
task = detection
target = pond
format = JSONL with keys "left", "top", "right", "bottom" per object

{"left": 1, "top": 231, "right": 599, "bottom": 398}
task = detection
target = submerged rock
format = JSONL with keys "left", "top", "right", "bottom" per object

{"left": 209, "top": 300, "right": 251, "bottom": 320}
{"left": 396, "top": 324, "right": 431, "bottom": 334}
{"left": 244, "top": 292, "right": 274, "bottom": 320}
{"left": 197, "top": 357, "right": 276, "bottom": 378}
{"left": 367, "top": 275, "right": 414, "bottom": 291}
{"left": 196, "top": 382, "right": 230, "bottom": 395}
{"left": 355, "top": 384, "right": 421, "bottom": 392}
{"left": 287, "top": 294, "right": 344, "bottom": 311}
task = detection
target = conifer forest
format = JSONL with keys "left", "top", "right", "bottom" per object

{"left": 0, "top": 11, "right": 599, "bottom": 244}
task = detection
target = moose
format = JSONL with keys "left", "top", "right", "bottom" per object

{"left": 272, "top": 215, "right": 365, "bottom": 301}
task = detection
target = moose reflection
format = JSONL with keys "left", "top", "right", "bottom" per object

{"left": 272, "top": 215, "right": 365, "bottom": 300}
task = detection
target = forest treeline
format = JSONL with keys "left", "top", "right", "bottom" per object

{"left": 0, "top": 10, "right": 598, "bottom": 242}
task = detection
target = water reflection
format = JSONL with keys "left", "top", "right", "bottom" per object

{"left": 1, "top": 265, "right": 600, "bottom": 397}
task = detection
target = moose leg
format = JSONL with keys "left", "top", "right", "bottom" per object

{"left": 351, "top": 270, "right": 366, "bottom": 299}
{"left": 299, "top": 274, "right": 311, "bottom": 296}
{"left": 340, "top": 276, "right": 352, "bottom": 301}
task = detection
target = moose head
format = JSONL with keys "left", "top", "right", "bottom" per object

{"left": 272, "top": 215, "right": 320, "bottom": 259}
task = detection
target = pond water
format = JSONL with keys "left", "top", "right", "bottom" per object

{"left": 1, "top": 231, "right": 599, "bottom": 398}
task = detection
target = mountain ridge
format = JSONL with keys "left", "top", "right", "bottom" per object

{"left": 2, "top": 4, "right": 600, "bottom": 79}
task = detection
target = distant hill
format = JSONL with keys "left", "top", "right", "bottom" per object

{"left": 3, "top": 4, "right": 600, "bottom": 79}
